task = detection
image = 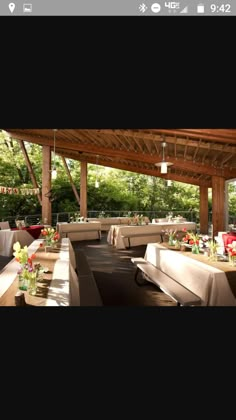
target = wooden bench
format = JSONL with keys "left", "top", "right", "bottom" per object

{"left": 74, "top": 249, "right": 103, "bottom": 306}
{"left": 121, "top": 233, "right": 164, "bottom": 249}
{"left": 131, "top": 257, "right": 201, "bottom": 306}
{"left": 63, "top": 229, "right": 101, "bottom": 240}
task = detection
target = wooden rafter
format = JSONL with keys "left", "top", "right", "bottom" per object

{"left": 18, "top": 139, "right": 42, "bottom": 205}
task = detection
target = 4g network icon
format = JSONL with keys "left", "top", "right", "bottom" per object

{"left": 164, "top": 2, "right": 180, "bottom": 12}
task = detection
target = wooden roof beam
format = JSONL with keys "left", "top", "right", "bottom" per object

{"left": 95, "top": 129, "right": 236, "bottom": 152}
{"left": 54, "top": 144, "right": 236, "bottom": 178}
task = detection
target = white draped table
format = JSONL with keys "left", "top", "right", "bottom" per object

{"left": 144, "top": 243, "right": 236, "bottom": 306}
{"left": 0, "top": 238, "right": 79, "bottom": 306}
{"left": 0, "top": 229, "right": 34, "bottom": 257}
{"left": 107, "top": 222, "right": 196, "bottom": 249}
{"left": 88, "top": 217, "right": 131, "bottom": 231}
{"left": 57, "top": 221, "right": 101, "bottom": 241}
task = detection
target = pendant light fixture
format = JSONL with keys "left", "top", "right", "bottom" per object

{"left": 51, "top": 129, "right": 57, "bottom": 180}
{"left": 155, "top": 139, "right": 173, "bottom": 174}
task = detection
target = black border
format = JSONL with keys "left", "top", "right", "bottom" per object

{"left": 0, "top": 16, "right": 235, "bottom": 128}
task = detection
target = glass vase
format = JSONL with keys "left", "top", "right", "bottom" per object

{"left": 18, "top": 274, "right": 28, "bottom": 291}
{"left": 28, "top": 272, "right": 37, "bottom": 296}
{"left": 229, "top": 254, "right": 236, "bottom": 266}
{"left": 168, "top": 235, "right": 175, "bottom": 246}
{"left": 45, "top": 238, "right": 53, "bottom": 247}
{"left": 191, "top": 244, "right": 200, "bottom": 254}
{"left": 208, "top": 249, "right": 217, "bottom": 262}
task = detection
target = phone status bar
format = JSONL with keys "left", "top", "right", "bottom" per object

{"left": 0, "top": 1, "right": 235, "bottom": 16}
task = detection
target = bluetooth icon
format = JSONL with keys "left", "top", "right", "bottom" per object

{"left": 139, "top": 3, "right": 148, "bottom": 13}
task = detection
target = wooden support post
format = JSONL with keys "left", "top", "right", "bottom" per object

{"left": 61, "top": 156, "right": 80, "bottom": 206}
{"left": 211, "top": 175, "right": 226, "bottom": 238}
{"left": 41, "top": 145, "right": 52, "bottom": 225}
{"left": 199, "top": 185, "right": 208, "bottom": 234}
{"left": 80, "top": 161, "right": 87, "bottom": 218}
{"left": 18, "top": 139, "right": 42, "bottom": 205}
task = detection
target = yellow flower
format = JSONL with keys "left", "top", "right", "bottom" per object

{"left": 13, "top": 241, "right": 29, "bottom": 265}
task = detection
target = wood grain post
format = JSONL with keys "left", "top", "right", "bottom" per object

{"left": 61, "top": 156, "right": 80, "bottom": 206}
{"left": 211, "top": 176, "right": 226, "bottom": 238}
{"left": 199, "top": 186, "right": 209, "bottom": 234}
{"left": 42, "top": 145, "right": 52, "bottom": 225}
{"left": 80, "top": 161, "right": 87, "bottom": 218}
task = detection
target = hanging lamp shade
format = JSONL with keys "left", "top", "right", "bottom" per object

{"left": 155, "top": 140, "right": 173, "bottom": 174}
{"left": 51, "top": 129, "right": 57, "bottom": 179}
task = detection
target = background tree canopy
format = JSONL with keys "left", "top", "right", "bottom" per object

{"left": 0, "top": 131, "right": 236, "bottom": 222}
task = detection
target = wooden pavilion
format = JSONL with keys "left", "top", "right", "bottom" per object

{"left": 3, "top": 129, "right": 236, "bottom": 237}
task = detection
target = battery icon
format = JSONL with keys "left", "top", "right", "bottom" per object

{"left": 197, "top": 3, "right": 205, "bottom": 13}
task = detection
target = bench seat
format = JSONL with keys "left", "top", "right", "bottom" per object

{"left": 74, "top": 249, "right": 103, "bottom": 306}
{"left": 131, "top": 257, "right": 201, "bottom": 306}
{"left": 64, "top": 229, "right": 101, "bottom": 240}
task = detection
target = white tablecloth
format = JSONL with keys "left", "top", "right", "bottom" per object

{"left": 0, "top": 238, "right": 79, "bottom": 306}
{"left": 107, "top": 222, "right": 196, "bottom": 249}
{"left": 88, "top": 217, "right": 130, "bottom": 231}
{"left": 0, "top": 229, "right": 34, "bottom": 257}
{"left": 144, "top": 243, "right": 236, "bottom": 306}
{"left": 57, "top": 222, "right": 101, "bottom": 241}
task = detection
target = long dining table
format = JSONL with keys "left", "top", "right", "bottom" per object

{"left": 57, "top": 221, "right": 101, "bottom": 241}
{"left": 107, "top": 221, "right": 196, "bottom": 249}
{"left": 0, "top": 238, "right": 79, "bottom": 306}
{"left": 144, "top": 242, "right": 236, "bottom": 306}
{"left": 0, "top": 229, "right": 35, "bottom": 257}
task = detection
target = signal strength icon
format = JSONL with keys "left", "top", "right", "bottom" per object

{"left": 180, "top": 6, "right": 188, "bottom": 13}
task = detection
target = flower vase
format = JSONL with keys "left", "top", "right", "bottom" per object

{"left": 45, "top": 238, "right": 53, "bottom": 247}
{"left": 168, "top": 235, "right": 175, "bottom": 246}
{"left": 191, "top": 244, "right": 200, "bottom": 254}
{"left": 28, "top": 272, "right": 37, "bottom": 296}
{"left": 229, "top": 254, "right": 236, "bottom": 266}
{"left": 18, "top": 274, "right": 28, "bottom": 291}
{"left": 208, "top": 249, "right": 217, "bottom": 262}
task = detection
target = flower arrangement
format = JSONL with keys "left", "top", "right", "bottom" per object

{"left": 199, "top": 235, "right": 210, "bottom": 248}
{"left": 207, "top": 239, "right": 219, "bottom": 261}
{"left": 131, "top": 214, "right": 148, "bottom": 225}
{"left": 162, "top": 228, "right": 179, "bottom": 247}
{"left": 181, "top": 229, "right": 200, "bottom": 253}
{"left": 13, "top": 241, "right": 36, "bottom": 266}
{"left": 70, "top": 212, "right": 81, "bottom": 222}
{"left": 162, "top": 228, "right": 177, "bottom": 238}
{"left": 226, "top": 242, "right": 236, "bottom": 265}
{"left": 181, "top": 229, "right": 200, "bottom": 246}
{"left": 41, "top": 227, "right": 60, "bottom": 246}
{"left": 13, "top": 241, "right": 43, "bottom": 293}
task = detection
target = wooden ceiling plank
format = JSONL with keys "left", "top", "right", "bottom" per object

{"left": 4, "top": 129, "right": 236, "bottom": 181}
{"left": 96, "top": 129, "right": 236, "bottom": 152}
{"left": 184, "top": 139, "right": 188, "bottom": 160}
{"left": 55, "top": 144, "right": 236, "bottom": 179}
{"left": 6, "top": 128, "right": 236, "bottom": 154}
{"left": 151, "top": 129, "right": 236, "bottom": 143}
{"left": 113, "top": 134, "right": 129, "bottom": 149}
{"left": 174, "top": 136, "right": 177, "bottom": 158}
{"left": 193, "top": 139, "right": 201, "bottom": 161}
{"left": 53, "top": 141, "right": 235, "bottom": 178}
{"left": 221, "top": 153, "right": 234, "bottom": 166}
{"left": 131, "top": 136, "right": 145, "bottom": 153}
